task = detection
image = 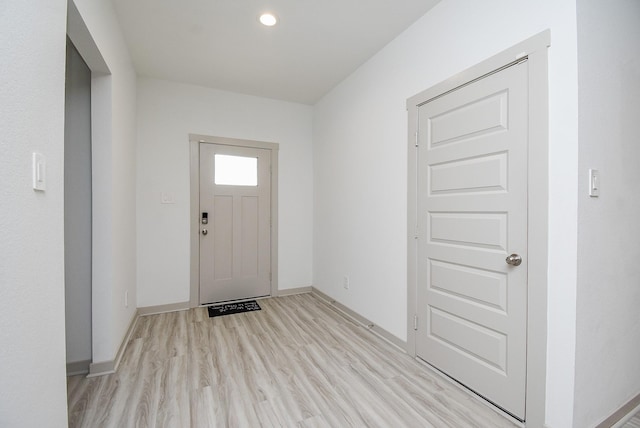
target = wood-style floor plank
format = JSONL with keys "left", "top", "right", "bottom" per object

{"left": 623, "top": 412, "right": 640, "bottom": 428}
{"left": 67, "top": 293, "right": 518, "bottom": 427}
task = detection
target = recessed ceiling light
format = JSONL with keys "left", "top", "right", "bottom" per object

{"left": 259, "top": 13, "right": 277, "bottom": 27}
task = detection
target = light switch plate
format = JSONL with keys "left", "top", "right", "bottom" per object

{"left": 161, "top": 192, "right": 175, "bottom": 204}
{"left": 589, "top": 169, "right": 599, "bottom": 197}
{"left": 32, "top": 152, "right": 46, "bottom": 191}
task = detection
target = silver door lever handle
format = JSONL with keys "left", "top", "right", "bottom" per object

{"left": 505, "top": 254, "right": 522, "bottom": 266}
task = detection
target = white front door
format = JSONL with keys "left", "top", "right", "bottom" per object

{"left": 199, "top": 143, "right": 271, "bottom": 304}
{"left": 415, "top": 60, "right": 528, "bottom": 419}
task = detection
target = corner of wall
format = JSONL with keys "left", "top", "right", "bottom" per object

{"left": 71, "top": 0, "right": 138, "bottom": 364}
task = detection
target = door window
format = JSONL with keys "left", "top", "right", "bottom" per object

{"left": 214, "top": 154, "right": 257, "bottom": 186}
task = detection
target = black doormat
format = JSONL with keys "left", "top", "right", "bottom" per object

{"left": 207, "top": 300, "right": 261, "bottom": 318}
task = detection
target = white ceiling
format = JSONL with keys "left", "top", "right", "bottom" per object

{"left": 112, "top": 0, "right": 441, "bottom": 104}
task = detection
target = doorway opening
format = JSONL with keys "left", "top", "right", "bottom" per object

{"left": 64, "top": 37, "right": 92, "bottom": 376}
{"left": 66, "top": 0, "right": 112, "bottom": 377}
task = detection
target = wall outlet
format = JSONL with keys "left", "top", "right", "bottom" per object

{"left": 343, "top": 276, "right": 350, "bottom": 290}
{"left": 125, "top": 290, "right": 129, "bottom": 308}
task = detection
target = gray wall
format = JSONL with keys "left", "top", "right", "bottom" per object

{"left": 64, "top": 38, "right": 92, "bottom": 368}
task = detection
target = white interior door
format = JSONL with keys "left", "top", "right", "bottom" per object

{"left": 199, "top": 143, "right": 271, "bottom": 304}
{"left": 415, "top": 61, "right": 528, "bottom": 419}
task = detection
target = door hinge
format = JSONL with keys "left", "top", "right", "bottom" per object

{"left": 413, "top": 315, "right": 418, "bottom": 331}
{"left": 414, "top": 131, "right": 419, "bottom": 148}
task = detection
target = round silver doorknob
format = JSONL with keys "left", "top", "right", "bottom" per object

{"left": 506, "top": 254, "right": 522, "bottom": 266}
{"left": 201, "top": 229, "right": 208, "bottom": 236}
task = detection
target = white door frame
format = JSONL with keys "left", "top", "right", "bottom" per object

{"left": 189, "top": 134, "right": 279, "bottom": 308}
{"left": 407, "top": 31, "right": 550, "bottom": 427}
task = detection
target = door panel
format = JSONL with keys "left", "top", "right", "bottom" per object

{"left": 199, "top": 143, "right": 271, "bottom": 304}
{"left": 430, "top": 212, "right": 507, "bottom": 250}
{"left": 241, "top": 196, "right": 259, "bottom": 277}
{"left": 428, "top": 307, "right": 507, "bottom": 372}
{"left": 212, "top": 195, "right": 233, "bottom": 280}
{"left": 430, "top": 152, "right": 508, "bottom": 194}
{"left": 429, "top": 260, "right": 507, "bottom": 311}
{"left": 416, "top": 61, "right": 528, "bottom": 419}
{"left": 429, "top": 90, "right": 508, "bottom": 146}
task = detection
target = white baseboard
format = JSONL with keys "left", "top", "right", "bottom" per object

{"left": 66, "top": 359, "right": 91, "bottom": 376}
{"left": 138, "top": 301, "right": 190, "bottom": 316}
{"left": 310, "top": 287, "right": 407, "bottom": 351}
{"left": 601, "top": 393, "right": 640, "bottom": 428}
{"left": 86, "top": 360, "right": 115, "bottom": 377}
{"left": 275, "top": 286, "right": 313, "bottom": 297}
{"left": 88, "top": 309, "right": 139, "bottom": 377}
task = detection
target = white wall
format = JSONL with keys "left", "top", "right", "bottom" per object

{"left": 136, "top": 78, "right": 313, "bottom": 307}
{"left": 72, "top": 0, "right": 138, "bottom": 365}
{"left": 312, "top": 0, "right": 579, "bottom": 426}
{"left": 0, "top": 0, "right": 69, "bottom": 426}
{"left": 574, "top": 1, "right": 640, "bottom": 426}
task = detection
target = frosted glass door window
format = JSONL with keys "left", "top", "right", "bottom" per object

{"left": 215, "top": 154, "right": 258, "bottom": 186}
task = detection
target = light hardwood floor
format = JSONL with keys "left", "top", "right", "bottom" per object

{"left": 67, "top": 293, "right": 518, "bottom": 427}
{"left": 623, "top": 412, "right": 640, "bottom": 428}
